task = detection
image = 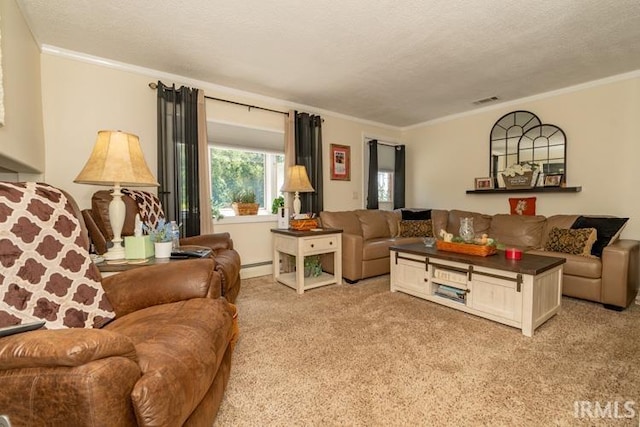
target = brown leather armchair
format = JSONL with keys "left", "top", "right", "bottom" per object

{"left": 0, "top": 182, "right": 238, "bottom": 426}
{"left": 83, "top": 190, "right": 241, "bottom": 303}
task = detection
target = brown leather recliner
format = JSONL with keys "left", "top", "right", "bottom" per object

{"left": 0, "top": 182, "right": 238, "bottom": 426}
{"left": 83, "top": 190, "right": 241, "bottom": 303}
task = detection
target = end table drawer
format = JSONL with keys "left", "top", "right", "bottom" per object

{"left": 304, "top": 236, "right": 338, "bottom": 253}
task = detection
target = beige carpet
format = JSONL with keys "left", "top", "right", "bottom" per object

{"left": 215, "top": 275, "right": 640, "bottom": 426}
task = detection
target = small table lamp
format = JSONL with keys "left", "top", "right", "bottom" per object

{"left": 281, "top": 165, "right": 314, "bottom": 216}
{"left": 75, "top": 130, "right": 158, "bottom": 260}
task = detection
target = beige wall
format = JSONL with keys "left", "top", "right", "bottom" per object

{"left": 0, "top": 0, "right": 44, "bottom": 176}
{"left": 39, "top": 52, "right": 401, "bottom": 272}
{"left": 402, "top": 76, "right": 640, "bottom": 239}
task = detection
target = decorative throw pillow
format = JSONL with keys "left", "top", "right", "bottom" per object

{"left": 544, "top": 227, "right": 597, "bottom": 257}
{"left": 570, "top": 216, "right": 629, "bottom": 257}
{"left": 401, "top": 209, "right": 431, "bottom": 221}
{"left": 399, "top": 219, "right": 433, "bottom": 237}
{"left": 0, "top": 182, "right": 115, "bottom": 329}
{"left": 509, "top": 197, "right": 536, "bottom": 216}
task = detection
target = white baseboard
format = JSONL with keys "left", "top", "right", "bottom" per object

{"left": 240, "top": 264, "right": 272, "bottom": 279}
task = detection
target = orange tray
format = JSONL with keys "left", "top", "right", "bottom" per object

{"left": 436, "top": 240, "right": 497, "bottom": 257}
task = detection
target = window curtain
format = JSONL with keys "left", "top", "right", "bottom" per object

{"left": 156, "top": 81, "right": 201, "bottom": 237}
{"left": 366, "top": 139, "right": 379, "bottom": 209}
{"left": 197, "top": 90, "right": 214, "bottom": 233}
{"left": 394, "top": 145, "right": 406, "bottom": 209}
{"left": 294, "top": 112, "right": 323, "bottom": 214}
{"left": 283, "top": 110, "right": 296, "bottom": 212}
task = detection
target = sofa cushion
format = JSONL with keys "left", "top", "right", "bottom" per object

{"left": 105, "top": 297, "right": 233, "bottom": 426}
{"left": 362, "top": 238, "right": 398, "bottom": 260}
{"left": 509, "top": 197, "right": 536, "bottom": 215}
{"left": 401, "top": 209, "right": 431, "bottom": 220}
{"left": 385, "top": 210, "right": 401, "bottom": 237}
{"left": 544, "top": 227, "right": 597, "bottom": 257}
{"left": 357, "top": 210, "right": 391, "bottom": 240}
{"left": 528, "top": 249, "right": 602, "bottom": 279}
{"left": 398, "top": 220, "right": 433, "bottom": 237}
{"left": 489, "top": 214, "right": 547, "bottom": 249}
{"left": 319, "top": 211, "right": 362, "bottom": 236}
{"left": 540, "top": 215, "right": 580, "bottom": 248}
{"left": 448, "top": 210, "right": 492, "bottom": 237}
{"left": 431, "top": 209, "right": 449, "bottom": 238}
{"left": 571, "top": 216, "right": 629, "bottom": 257}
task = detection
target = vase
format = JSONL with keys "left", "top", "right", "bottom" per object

{"left": 459, "top": 217, "right": 474, "bottom": 243}
{"left": 154, "top": 241, "right": 173, "bottom": 259}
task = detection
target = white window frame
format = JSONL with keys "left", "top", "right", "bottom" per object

{"left": 210, "top": 145, "right": 283, "bottom": 223}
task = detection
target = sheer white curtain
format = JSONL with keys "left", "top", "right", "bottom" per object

{"left": 197, "top": 90, "right": 214, "bottom": 233}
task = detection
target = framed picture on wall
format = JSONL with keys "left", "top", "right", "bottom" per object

{"left": 544, "top": 174, "right": 563, "bottom": 187}
{"left": 474, "top": 177, "right": 494, "bottom": 190}
{"left": 330, "top": 144, "right": 350, "bottom": 181}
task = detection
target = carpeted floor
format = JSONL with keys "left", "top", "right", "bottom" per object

{"left": 214, "top": 275, "right": 640, "bottom": 426}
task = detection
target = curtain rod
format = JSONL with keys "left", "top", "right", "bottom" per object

{"left": 366, "top": 138, "right": 401, "bottom": 147}
{"left": 148, "top": 82, "right": 288, "bottom": 116}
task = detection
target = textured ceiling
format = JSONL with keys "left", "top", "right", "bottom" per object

{"left": 17, "top": 0, "right": 640, "bottom": 127}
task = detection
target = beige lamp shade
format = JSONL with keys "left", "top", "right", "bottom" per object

{"left": 74, "top": 130, "right": 159, "bottom": 187}
{"left": 281, "top": 165, "right": 314, "bottom": 193}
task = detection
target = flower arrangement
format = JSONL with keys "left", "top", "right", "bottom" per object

{"left": 143, "top": 218, "right": 173, "bottom": 243}
{"left": 502, "top": 161, "right": 539, "bottom": 177}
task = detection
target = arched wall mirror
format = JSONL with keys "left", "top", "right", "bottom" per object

{"left": 489, "top": 110, "right": 566, "bottom": 184}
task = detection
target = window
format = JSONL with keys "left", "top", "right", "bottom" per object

{"left": 210, "top": 146, "right": 284, "bottom": 216}
{"left": 378, "top": 171, "right": 393, "bottom": 203}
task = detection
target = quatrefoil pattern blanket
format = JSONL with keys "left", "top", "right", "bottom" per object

{"left": 0, "top": 182, "right": 114, "bottom": 329}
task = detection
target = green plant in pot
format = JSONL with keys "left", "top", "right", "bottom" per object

{"left": 231, "top": 189, "right": 259, "bottom": 215}
{"left": 304, "top": 255, "right": 322, "bottom": 278}
{"left": 271, "top": 196, "right": 285, "bottom": 214}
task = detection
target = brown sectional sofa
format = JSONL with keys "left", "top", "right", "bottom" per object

{"left": 320, "top": 208, "right": 639, "bottom": 309}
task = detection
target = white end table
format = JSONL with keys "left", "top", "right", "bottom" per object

{"left": 271, "top": 228, "right": 343, "bottom": 294}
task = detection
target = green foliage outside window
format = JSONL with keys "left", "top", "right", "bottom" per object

{"left": 211, "top": 148, "right": 265, "bottom": 208}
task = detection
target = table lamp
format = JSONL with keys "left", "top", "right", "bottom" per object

{"left": 75, "top": 130, "right": 159, "bottom": 260}
{"left": 281, "top": 165, "right": 314, "bottom": 216}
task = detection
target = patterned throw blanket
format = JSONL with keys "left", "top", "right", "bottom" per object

{"left": 121, "top": 188, "right": 165, "bottom": 229}
{"left": 0, "top": 182, "right": 114, "bottom": 329}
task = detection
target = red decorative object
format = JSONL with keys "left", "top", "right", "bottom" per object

{"left": 505, "top": 248, "right": 523, "bottom": 260}
{"left": 330, "top": 144, "right": 350, "bottom": 181}
{"left": 509, "top": 197, "right": 537, "bottom": 216}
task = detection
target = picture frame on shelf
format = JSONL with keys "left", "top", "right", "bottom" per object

{"left": 474, "top": 177, "right": 494, "bottom": 190}
{"left": 544, "top": 174, "right": 563, "bottom": 187}
{"left": 330, "top": 144, "right": 350, "bottom": 181}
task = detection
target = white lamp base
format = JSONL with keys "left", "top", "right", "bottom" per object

{"left": 104, "top": 184, "right": 126, "bottom": 260}
{"left": 293, "top": 191, "right": 301, "bottom": 216}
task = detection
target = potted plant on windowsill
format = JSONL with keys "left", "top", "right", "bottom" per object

{"left": 231, "top": 189, "right": 259, "bottom": 216}
{"left": 143, "top": 219, "right": 173, "bottom": 258}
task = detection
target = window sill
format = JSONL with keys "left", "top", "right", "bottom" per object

{"left": 214, "top": 214, "right": 278, "bottom": 225}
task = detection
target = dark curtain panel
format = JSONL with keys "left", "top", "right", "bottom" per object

{"left": 294, "top": 112, "right": 323, "bottom": 214}
{"left": 393, "top": 145, "right": 406, "bottom": 209}
{"left": 366, "top": 139, "right": 379, "bottom": 209}
{"left": 156, "top": 81, "right": 200, "bottom": 237}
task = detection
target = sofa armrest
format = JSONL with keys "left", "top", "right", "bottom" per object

{"left": 180, "top": 232, "right": 234, "bottom": 251}
{"left": 0, "top": 329, "right": 136, "bottom": 370}
{"left": 341, "top": 233, "right": 364, "bottom": 281}
{"left": 601, "top": 239, "right": 640, "bottom": 308}
{"left": 102, "top": 258, "right": 221, "bottom": 317}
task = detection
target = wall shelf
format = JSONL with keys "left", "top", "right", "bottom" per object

{"left": 466, "top": 186, "right": 581, "bottom": 194}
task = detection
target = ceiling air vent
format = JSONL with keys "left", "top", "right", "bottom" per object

{"left": 472, "top": 96, "right": 499, "bottom": 105}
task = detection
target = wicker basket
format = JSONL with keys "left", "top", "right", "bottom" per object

{"left": 502, "top": 171, "right": 536, "bottom": 189}
{"left": 231, "top": 202, "right": 259, "bottom": 216}
{"left": 436, "top": 240, "right": 497, "bottom": 257}
{"left": 290, "top": 218, "right": 318, "bottom": 231}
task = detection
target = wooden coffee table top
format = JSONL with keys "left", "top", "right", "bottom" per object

{"left": 390, "top": 243, "right": 565, "bottom": 276}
